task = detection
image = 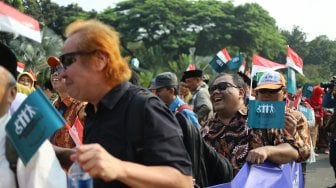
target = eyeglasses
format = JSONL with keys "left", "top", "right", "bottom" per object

{"left": 258, "top": 87, "right": 283, "bottom": 94}
{"left": 208, "top": 82, "right": 238, "bottom": 93}
{"left": 59, "top": 50, "right": 96, "bottom": 69}
{"left": 50, "top": 66, "right": 64, "bottom": 74}
{"left": 18, "top": 78, "right": 33, "bottom": 84}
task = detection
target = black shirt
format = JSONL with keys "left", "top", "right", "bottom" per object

{"left": 84, "top": 82, "right": 192, "bottom": 188}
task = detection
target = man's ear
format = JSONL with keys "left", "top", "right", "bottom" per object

{"left": 94, "top": 51, "right": 108, "bottom": 71}
{"left": 283, "top": 89, "right": 287, "bottom": 100}
{"left": 8, "top": 85, "right": 17, "bottom": 104}
{"left": 239, "top": 87, "right": 245, "bottom": 98}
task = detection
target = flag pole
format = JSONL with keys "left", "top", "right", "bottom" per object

{"left": 202, "top": 63, "right": 210, "bottom": 71}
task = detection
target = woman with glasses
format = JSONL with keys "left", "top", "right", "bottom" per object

{"left": 17, "top": 72, "right": 35, "bottom": 90}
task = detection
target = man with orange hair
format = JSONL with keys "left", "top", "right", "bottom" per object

{"left": 59, "top": 19, "right": 192, "bottom": 188}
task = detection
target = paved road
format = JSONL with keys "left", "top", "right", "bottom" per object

{"left": 306, "top": 153, "right": 335, "bottom": 188}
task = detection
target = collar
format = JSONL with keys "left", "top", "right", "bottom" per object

{"left": 0, "top": 111, "right": 11, "bottom": 125}
{"left": 169, "top": 96, "right": 184, "bottom": 112}
{"left": 192, "top": 82, "right": 208, "bottom": 95}
{"left": 213, "top": 104, "right": 248, "bottom": 119}
{"left": 99, "top": 81, "right": 130, "bottom": 110}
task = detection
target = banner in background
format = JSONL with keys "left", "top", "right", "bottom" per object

{"left": 286, "top": 47, "right": 304, "bottom": 75}
{"left": 251, "top": 54, "right": 287, "bottom": 77}
{"left": 0, "top": 1, "right": 41, "bottom": 43}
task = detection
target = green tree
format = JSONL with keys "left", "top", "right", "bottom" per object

{"left": 231, "top": 3, "right": 286, "bottom": 62}
{"left": 305, "top": 36, "right": 336, "bottom": 79}
{"left": 8, "top": 27, "right": 63, "bottom": 84}
{"left": 281, "top": 26, "right": 308, "bottom": 61}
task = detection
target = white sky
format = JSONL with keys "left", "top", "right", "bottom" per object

{"left": 51, "top": 0, "right": 336, "bottom": 41}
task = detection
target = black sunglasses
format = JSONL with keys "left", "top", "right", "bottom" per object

{"left": 258, "top": 87, "right": 283, "bottom": 94}
{"left": 59, "top": 51, "right": 96, "bottom": 69}
{"left": 209, "top": 82, "right": 238, "bottom": 93}
{"left": 50, "top": 66, "right": 64, "bottom": 74}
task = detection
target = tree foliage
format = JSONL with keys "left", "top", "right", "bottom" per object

{"left": 3, "top": 0, "right": 336, "bottom": 85}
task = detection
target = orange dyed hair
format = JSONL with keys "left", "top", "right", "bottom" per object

{"left": 64, "top": 19, "right": 131, "bottom": 86}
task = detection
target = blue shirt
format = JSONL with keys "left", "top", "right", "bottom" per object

{"left": 169, "top": 96, "right": 201, "bottom": 129}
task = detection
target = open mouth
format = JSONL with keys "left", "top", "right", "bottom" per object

{"left": 213, "top": 96, "right": 223, "bottom": 103}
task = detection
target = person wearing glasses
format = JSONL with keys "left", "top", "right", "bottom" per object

{"left": 57, "top": 20, "right": 193, "bottom": 188}
{"left": 47, "top": 56, "right": 87, "bottom": 150}
{"left": 17, "top": 72, "right": 35, "bottom": 90}
{"left": 201, "top": 71, "right": 310, "bottom": 176}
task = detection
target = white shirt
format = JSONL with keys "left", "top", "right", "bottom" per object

{"left": 0, "top": 112, "right": 16, "bottom": 188}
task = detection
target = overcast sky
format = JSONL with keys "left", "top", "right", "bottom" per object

{"left": 51, "top": 0, "right": 336, "bottom": 41}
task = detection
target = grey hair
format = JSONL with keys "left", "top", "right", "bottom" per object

{"left": 0, "top": 65, "right": 17, "bottom": 88}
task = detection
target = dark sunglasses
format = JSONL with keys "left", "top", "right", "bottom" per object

{"left": 258, "top": 87, "right": 283, "bottom": 94}
{"left": 59, "top": 51, "right": 96, "bottom": 69}
{"left": 209, "top": 82, "right": 238, "bottom": 93}
{"left": 50, "top": 66, "right": 64, "bottom": 74}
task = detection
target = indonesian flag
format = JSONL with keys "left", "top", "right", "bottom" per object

{"left": 216, "top": 48, "right": 231, "bottom": 63}
{"left": 238, "top": 60, "right": 246, "bottom": 73}
{"left": 65, "top": 116, "right": 84, "bottom": 146}
{"left": 186, "top": 64, "right": 196, "bottom": 71}
{"left": 0, "top": 2, "right": 41, "bottom": 43}
{"left": 251, "top": 54, "right": 287, "bottom": 77}
{"left": 286, "top": 47, "right": 304, "bottom": 75}
{"left": 17, "top": 62, "right": 25, "bottom": 73}
{"left": 209, "top": 48, "right": 231, "bottom": 73}
{"left": 245, "top": 68, "right": 251, "bottom": 78}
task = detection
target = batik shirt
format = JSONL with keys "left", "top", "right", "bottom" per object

{"left": 202, "top": 107, "right": 311, "bottom": 175}
{"left": 51, "top": 96, "right": 86, "bottom": 148}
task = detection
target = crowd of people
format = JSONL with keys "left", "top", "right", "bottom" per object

{"left": 1, "top": 18, "right": 336, "bottom": 188}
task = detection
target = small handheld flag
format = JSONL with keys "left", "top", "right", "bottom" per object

{"left": 227, "top": 53, "right": 243, "bottom": 70}
{"left": 247, "top": 100, "right": 285, "bottom": 129}
{"left": 5, "top": 89, "right": 64, "bottom": 165}
{"left": 209, "top": 48, "right": 231, "bottom": 73}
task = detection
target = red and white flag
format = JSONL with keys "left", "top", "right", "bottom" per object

{"left": 17, "top": 62, "right": 25, "bottom": 73}
{"left": 65, "top": 116, "right": 84, "bottom": 146}
{"left": 238, "top": 60, "right": 246, "bottom": 73}
{"left": 186, "top": 64, "right": 196, "bottom": 71}
{"left": 286, "top": 47, "right": 304, "bottom": 75}
{"left": 216, "top": 48, "right": 231, "bottom": 64}
{"left": 251, "top": 54, "right": 287, "bottom": 77}
{"left": 245, "top": 68, "right": 251, "bottom": 78}
{"left": 0, "top": 2, "right": 41, "bottom": 43}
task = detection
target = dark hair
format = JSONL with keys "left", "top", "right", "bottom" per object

{"left": 157, "top": 86, "right": 178, "bottom": 95}
{"left": 210, "top": 73, "right": 245, "bottom": 89}
{"left": 0, "top": 43, "right": 18, "bottom": 78}
{"left": 129, "top": 69, "right": 140, "bottom": 86}
{"left": 44, "top": 79, "right": 54, "bottom": 91}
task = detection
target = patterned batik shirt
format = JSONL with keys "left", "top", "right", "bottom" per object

{"left": 202, "top": 107, "right": 311, "bottom": 175}
{"left": 201, "top": 107, "right": 262, "bottom": 175}
{"left": 52, "top": 96, "right": 86, "bottom": 148}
